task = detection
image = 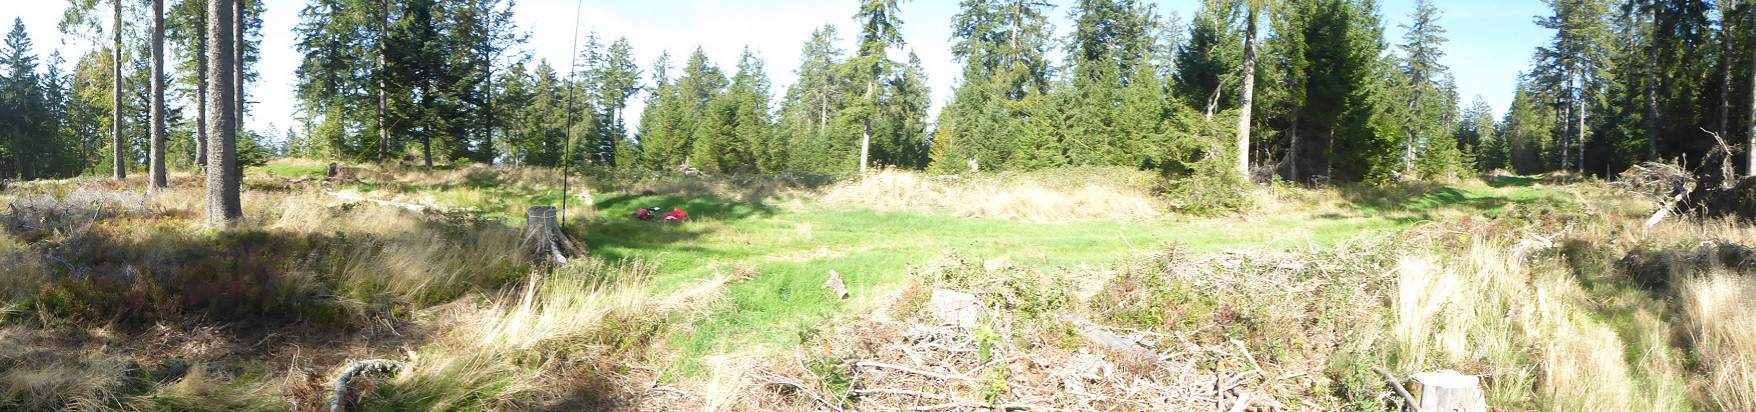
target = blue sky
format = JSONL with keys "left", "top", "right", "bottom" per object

{"left": 11, "top": 0, "right": 1551, "bottom": 139}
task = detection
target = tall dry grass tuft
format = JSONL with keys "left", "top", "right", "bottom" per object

{"left": 1390, "top": 236, "right": 1689, "bottom": 410}
{"left": 129, "top": 363, "right": 283, "bottom": 411}
{"left": 820, "top": 169, "right": 1160, "bottom": 221}
{"left": 1682, "top": 270, "right": 1756, "bottom": 411}
{"left": 375, "top": 259, "right": 721, "bottom": 408}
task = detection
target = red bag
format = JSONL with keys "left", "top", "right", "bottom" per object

{"left": 661, "top": 207, "right": 688, "bottom": 221}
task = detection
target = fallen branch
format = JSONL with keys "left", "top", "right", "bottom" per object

{"left": 912, "top": 402, "right": 1049, "bottom": 411}
{"left": 854, "top": 388, "right": 951, "bottom": 401}
{"left": 1371, "top": 366, "right": 1419, "bottom": 410}
{"left": 1226, "top": 390, "right": 1253, "bottom": 412}
{"left": 329, "top": 359, "right": 402, "bottom": 412}
{"left": 855, "top": 361, "right": 978, "bottom": 382}
{"left": 748, "top": 369, "right": 846, "bottom": 412}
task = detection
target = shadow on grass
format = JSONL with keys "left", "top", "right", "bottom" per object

{"left": 1339, "top": 183, "right": 1513, "bottom": 215}
{"left": 1487, "top": 175, "right": 1543, "bottom": 188}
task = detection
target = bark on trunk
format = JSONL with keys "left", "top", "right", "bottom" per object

{"left": 860, "top": 79, "right": 873, "bottom": 173}
{"left": 1560, "top": 95, "right": 1572, "bottom": 173}
{"left": 149, "top": 0, "right": 167, "bottom": 192}
{"left": 1646, "top": 27, "right": 1658, "bottom": 162}
{"left": 1749, "top": 6, "right": 1756, "bottom": 177}
{"left": 1720, "top": 11, "right": 1733, "bottom": 136}
{"left": 112, "top": 0, "right": 125, "bottom": 180}
{"left": 208, "top": 0, "right": 241, "bottom": 228}
{"left": 196, "top": 15, "right": 207, "bottom": 170}
{"left": 377, "top": 0, "right": 389, "bottom": 162}
{"left": 233, "top": 0, "right": 244, "bottom": 141}
{"left": 1236, "top": 8, "right": 1257, "bottom": 180}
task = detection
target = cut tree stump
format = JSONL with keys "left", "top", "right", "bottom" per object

{"left": 1411, "top": 370, "right": 1487, "bottom": 412}
{"left": 524, "top": 206, "right": 582, "bottom": 265}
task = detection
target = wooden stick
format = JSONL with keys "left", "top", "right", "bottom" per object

{"left": 748, "top": 369, "right": 846, "bottom": 412}
{"left": 1226, "top": 390, "right": 1252, "bottom": 412}
{"left": 856, "top": 361, "right": 978, "bottom": 382}
{"left": 854, "top": 388, "right": 950, "bottom": 400}
{"left": 1371, "top": 366, "right": 1419, "bottom": 411}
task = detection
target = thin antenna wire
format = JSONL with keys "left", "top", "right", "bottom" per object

{"left": 560, "top": 0, "right": 584, "bottom": 227}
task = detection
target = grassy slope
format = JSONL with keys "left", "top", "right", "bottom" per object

{"left": 573, "top": 178, "right": 1562, "bottom": 377}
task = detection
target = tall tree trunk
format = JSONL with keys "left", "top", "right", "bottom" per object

{"left": 485, "top": 49, "right": 495, "bottom": 164}
{"left": 1577, "top": 91, "right": 1586, "bottom": 174}
{"left": 1749, "top": 4, "right": 1756, "bottom": 177}
{"left": 1720, "top": 10, "right": 1733, "bottom": 136}
{"left": 1566, "top": 94, "right": 1580, "bottom": 171}
{"left": 150, "top": 0, "right": 167, "bottom": 192}
{"left": 112, "top": 0, "right": 125, "bottom": 180}
{"left": 1646, "top": 28, "right": 1659, "bottom": 161}
{"left": 208, "top": 0, "right": 240, "bottom": 228}
{"left": 1236, "top": 7, "right": 1257, "bottom": 180}
{"left": 860, "top": 79, "right": 873, "bottom": 173}
{"left": 196, "top": 14, "right": 207, "bottom": 170}
{"left": 233, "top": 0, "right": 244, "bottom": 141}
{"left": 377, "top": 0, "right": 389, "bottom": 162}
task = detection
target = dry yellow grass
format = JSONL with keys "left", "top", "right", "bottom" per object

{"left": 1682, "top": 270, "right": 1756, "bottom": 411}
{"left": 819, "top": 169, "right": 1161, "bottom": 221}
{"left": 1391, "top": 235, "right": 1690, "bottom": 411}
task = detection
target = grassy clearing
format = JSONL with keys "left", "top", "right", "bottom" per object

{"left": 3, "top": 161, "right": 1755, "bottom": 410}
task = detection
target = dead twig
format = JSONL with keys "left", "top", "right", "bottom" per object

{"left": 748, "top": 369, "right": 846, "bottom": 412}
{"left": 856, "top": 361, "right": 978, "bottom": 382}
{"left": 1371, "top": 366, "right": 1419, "bottom": 410}
{"left": 854, "top": 388, "right": 951, "bottom": 401}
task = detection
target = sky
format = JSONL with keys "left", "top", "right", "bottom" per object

{"left": 10, "top": 0, "right": 1552, "bottom": 139}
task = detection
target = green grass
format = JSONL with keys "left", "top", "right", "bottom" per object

{"left": 299, "top": 174, "right": 1585, "bottom": 380}
{"left": 248, "top": 163, "right": 329, "bottom": 179}
{"left": 581, "top": 191, "right": 1470, "bottom": 378}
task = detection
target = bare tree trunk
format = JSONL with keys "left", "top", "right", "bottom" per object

{"left": 377, "top": 0, "right": 389, "bottom": 162}
{"left": 860, "top": 79, "right": 873, "bottom": 173}
{"left": 112, "top": 0, "right": 125, "bottom": 180}
{"left": 485, "top": 47, "right": 495, "bottom": 164}
{"left": 1749, "top": 4, "right": 1756, "bottom": 177}
{"left": 1577, "top": 92, "right": 1586, "bottom": 174}
{"left": 208, "top": 0, "right": 240, "bottom": 228}
{"left": 196, "top": 14, "right": 207, "bottom": 170}
{"left": 1646, "top": 26, "right": 1659, "bottom": 162}
{"left": 1720, "top": 10, "right": 1733, "bottom": 136}
{"left": 1236, "top": 7, "right": 1257, "bottom": 180}
{"left": 1566, "top": 95, "right": 1580, "bottom": 171}
{"left": 149, "top": 0, "right": 167, "bottom": 192}
{"left": 233, "top": 0, "right": 244, "bottom": 141}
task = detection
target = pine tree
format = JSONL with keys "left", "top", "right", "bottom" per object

{"left": 1396, "top": 0, "right": 1450, "bottom": 175}
{"left": 1, "top": 19, "right": 51, "bottom": 180}
{"left": 1532, "top": 0, "right": 1611, "bottom": 173}
{"left": 942, "top": 0, "right": 1053, "bottom": 171}
{"left": 849, "top": 0, "right": 906, "bottom": 173}
{"left": 780, "top": 25, "right": 849, "bottom": 173}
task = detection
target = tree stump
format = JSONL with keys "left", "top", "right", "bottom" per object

{"left": 1411, "top": 370, "right": 1487, "bottom": 412}
{"left": 524, "top": 206, "right": 582, "bottom": 265}
{"left": 327, "top": 162, "right": 339, "bottom": 178}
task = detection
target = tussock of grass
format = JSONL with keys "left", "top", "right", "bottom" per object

{"left": 1390, "top": 234, "right": 1690, "bottom": 410}
{"left": 1682, "top": 271, "right": 1756, "bottom": 411}
{"left": 820, "top": 168, "right": 1160, "bottom": 221}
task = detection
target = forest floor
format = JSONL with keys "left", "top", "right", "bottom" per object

{"left": 1, "top": 159, "right": 1753, "bottom": 411}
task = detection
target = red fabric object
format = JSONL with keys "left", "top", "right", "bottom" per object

{"left": 661, "top": 207, "right": 688, "bottom": 221}
{"left": 633, "top": 208, "right": 653, "bottom": 221}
